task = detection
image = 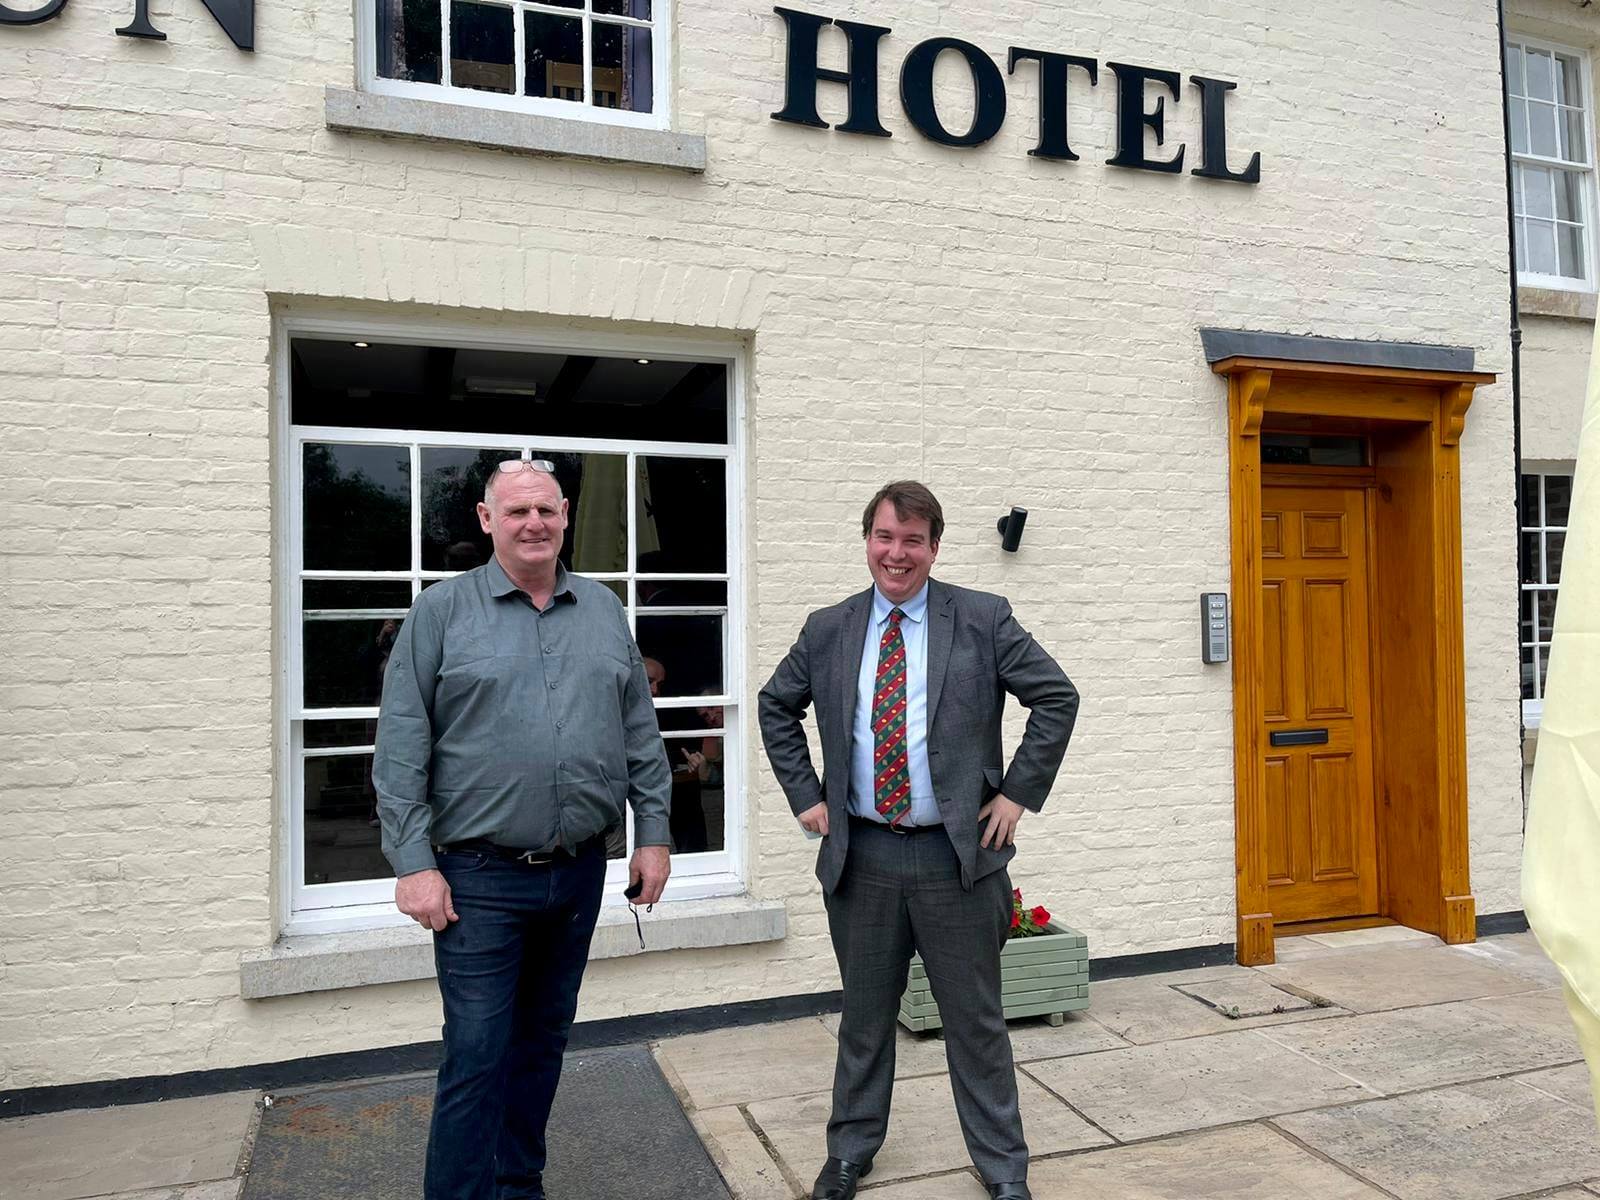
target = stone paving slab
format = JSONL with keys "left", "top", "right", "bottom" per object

{"left": 1521, "top": 1063, "right": 1600, "bottom": 1109}
{"left": 816, "top": 1011, "right": 1129, "bottom": 1079}
{"left": 689, "top": 1105, "right": 793, "bottom": 1200}
{"left": 746, "top": 1071, "right": 1110, "bottom": 1186}
{"left": 1257, "top": 997, "right": 1582, "bottom": 1095}
{"left": 1274, "top": 1076, "right": 1600, "bottom": 1200}
{"left": 1023, "top": 1029, "right": 1374, "bottom": 1142}
{"left": 1259, "top": 943, "right": 1538, "bottom": 1013}
{"left": 1449, "top": 931, "right": 1566, "bottom": 988}
{"left": 655, "top": 1017, "right": 840, "bottom": 1109}
{"left": 1075, "top": 974, "right": 1347, "bottom": 1046}
{"left": 0, "top": 1092, "right": 257, "bottom": 1200}
{"left": 1022, "top": 1124, "right": 1387, "bottom": 1199}
{"left": 846, "top": 1171, "right": 987, "bottom": 1198}
{"left": 1469, "top": 986, "right": 1585, "bottom": 1046}
{"left": 1173, "top": 974, "right": 1320, "bottom": 1019}
{"left": 94, "top": 1185, "right": 243, "bottom": 1200}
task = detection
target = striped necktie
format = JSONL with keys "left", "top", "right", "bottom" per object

{"left": 872, "top": 608, "right": 912, "bottom": 825}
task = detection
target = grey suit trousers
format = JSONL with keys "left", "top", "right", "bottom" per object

{"left": 824, "top": 819, "right": 1027, "bottom": 1183}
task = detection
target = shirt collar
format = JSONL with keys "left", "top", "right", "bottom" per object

{"left": 486, "top": 556, "right": 575, "bottom": 603}
{"left": 873, "top": 582, "right": 929, "bottom": 625}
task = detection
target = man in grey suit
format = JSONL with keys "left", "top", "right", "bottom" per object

{"left": 759, "top": 480, "right": 1079, "bottom": 1200}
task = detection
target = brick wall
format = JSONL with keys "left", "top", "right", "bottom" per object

{"left": 0, "top": 0, "right": 1523, "bottom": 1087}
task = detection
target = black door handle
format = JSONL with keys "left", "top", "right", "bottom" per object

{"left": 1270, "top": 728, "right": 1330, "bottom": 747}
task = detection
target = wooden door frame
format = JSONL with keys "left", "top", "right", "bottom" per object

{"left": 1215, "top": 356, "right": 1496, "bottom": 966}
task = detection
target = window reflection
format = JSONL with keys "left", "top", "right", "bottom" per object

{"left": 304, "top": 753, "right": 395, "bottom": 885}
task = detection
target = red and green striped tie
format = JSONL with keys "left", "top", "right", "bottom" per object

{"left": 873, "top": 608, "right": 911, "bottom": 825}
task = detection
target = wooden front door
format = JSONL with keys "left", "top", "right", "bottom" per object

{"left": 1260, "top": 484, "right": 1380, "bottom": 923}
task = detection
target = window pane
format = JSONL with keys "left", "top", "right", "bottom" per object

{"left": 423, "top": 448, "right": 516, "bottom": 571}
{"left": 293, "top": 340, "right": 730, "bottom": 445}
{"left": 1537, "top": 588, "right": 1560, "bottom": 640}
{"left": 304, "top": 580, "right": 413, "bottom": 610}
{"left": 1521, "top": 591, "right": 1538, "bottom": 644}
{"left": 1555, "top": 170, "right": 1583, "bottom": 221}
{"left": 1546, "top": 475, "right": 1573, "bottom": 526}
{"left": 1515, "top": 217, "right": 1529, "bottom": 271}
{"left": 304, "top": 753, "right": 393, "bottom": 885}
{"left": 1521, "top": 531, "right": 1541, "bottom": 584}
{"left": 1562, "top": 109, "right": 1588, "bottom": 164}
{"left": 553, "top": 452, "right": 629, "bottom": 574}
{"left": 1558, "top": 222, "right": 1584, "bottom": 278}
{"left": 593, "top": 20, "right": 653, "bottom": 113}
{"left": 1527, "top": 49, "right": 1556, "bottom": 101}
{"left": 1527, "top": 219, "right": 1560, "bottom": 275}
{"left": 662, "top": 732, "right": 724, "bottom": 853}
{"left": 595, "top": 0, "right": 651, "bottom": 15}
{"left": 1507, "top": 44, "right": 1525, "bottom": 98}
{"left": 303, "top": 443, "right": 410, "bottom": 571}
{"left": 526, "top": 10, "right": 584, "bottom": 102}
{"left": 305, "top": 615, "right": 408, "bottom": 708}
{"left": 638, "top": 457, "right": 726, "bottom": 572}
{"left": 637, "top": 579, "right": 728, "bottom": 607}
{"left": 304, "top": 718, "right": 379, "bottom": 749}
{"left": 1530, "top": 103, "right": 1560, "bottom": 158}
{"left": 1557, "top": 52, "right": 1583, "bottom": 107}
{"left": 376, "top": 0, "right": 441, "bottom": 84}
{"left": 1521, "top": 473, "right": 1541, "bottom": 524}
{"left": 636, "top": 614, "right": 722, "bottom": 696}
{"left": 1548, "top": 531, "right": 1566, "bottom": 583}
{"left": 1539, "top": 646, "right": 1551, "bottom": 698}
{"left": 450, "top": 1, "right": 514, "bottom": 94}
{"left": 1511, "top": 98, "right": 1529, "bottom": 156}
{"left": 1524, "top": 166, "right": 1555, "bottom": 218}
{"left": 1522, "top": 644, "right": 1538, "bottom": 701}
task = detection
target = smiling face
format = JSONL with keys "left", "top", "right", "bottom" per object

{"left": 865, "top": 498, "right": 938, "bottom": 604}
{"left": 477, "top": 469, "right": 568, "bottom": 581}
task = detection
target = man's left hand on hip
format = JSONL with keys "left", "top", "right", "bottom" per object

{"left": 629, "top": 844, "right": 671, "bottom": 904}
{"left": 978, "top": 794, "right": 1026, "bottom": 848}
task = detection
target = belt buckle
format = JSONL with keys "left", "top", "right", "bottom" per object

{"left": 515, "top": 849, "right": 557, "bottom": 866}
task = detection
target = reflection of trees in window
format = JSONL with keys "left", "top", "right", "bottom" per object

{"left": 303, "top": 444, "right": 409, "bottom": 570}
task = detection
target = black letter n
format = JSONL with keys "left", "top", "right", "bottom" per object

{"left": 771, "top": 7, "right": 891, "bottom": 137}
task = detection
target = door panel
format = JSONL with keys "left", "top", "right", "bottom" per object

{"left": 1261, "top": 485, "right": 1380, "bottom": 923}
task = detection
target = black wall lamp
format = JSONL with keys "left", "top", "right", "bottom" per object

{"left": 996, "top": 507, "right": 1028, "bottom": 552}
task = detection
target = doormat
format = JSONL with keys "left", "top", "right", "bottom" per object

{"left": 241, "top": 1044, "right": 730, "bottom": 1200}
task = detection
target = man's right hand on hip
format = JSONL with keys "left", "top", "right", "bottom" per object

{"left": 396, "top": 868, "right": 459, "bottom": 931}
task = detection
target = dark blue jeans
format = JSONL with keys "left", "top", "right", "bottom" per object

{"left": 424, "top": 845, "right": 606, "bottom": 1200}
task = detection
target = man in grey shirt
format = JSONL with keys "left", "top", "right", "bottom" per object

{"left": 374, "top": 458, "right": 671, "bottom": 1200}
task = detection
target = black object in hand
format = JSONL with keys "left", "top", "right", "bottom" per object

{"left": 624, "top": 879, "right": 644, "bottom": 901}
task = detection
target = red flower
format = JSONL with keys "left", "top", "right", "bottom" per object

{"left": 1013, "top": 888, "right": 1023, "bottom": 902}
{"left": 1031, "top": 906, "right": 1051, "bottom": 927}
{"left": 1009, "top": 911, "right": 1021, "bottom": 930}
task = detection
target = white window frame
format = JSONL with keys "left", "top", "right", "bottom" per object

{"left": 355, "top": 0, "right": 672, "bottom": 131}
{"left": 1520, "top": 467, "right": 1572, "bottom": 731}
{"left": 1507, "top": 34, "right": 1599, "bottom": 291}
{"left": 273, "top": 312, "right": 746, "bottom": 936}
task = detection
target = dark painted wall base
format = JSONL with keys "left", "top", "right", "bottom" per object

{"left": 0, "top": 916, "right": 1528, "bottom": 1119}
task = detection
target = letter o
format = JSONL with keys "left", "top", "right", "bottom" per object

{"left": 0, "top": 0, "right": 68, "bottom": 24}
{"left": 899, "top": 37, "right": 1006, "bottom": 148}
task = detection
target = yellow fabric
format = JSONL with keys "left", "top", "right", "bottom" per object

{"left": 1524, "top": 314, "right": 1600, "bottom": 1131}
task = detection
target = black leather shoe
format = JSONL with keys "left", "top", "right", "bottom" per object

{"left": 986, "top": 1183, "right": 1032, "bottom": 1200}
{"left": 810, "top": 1156, "right": 873, "bottom": 1199}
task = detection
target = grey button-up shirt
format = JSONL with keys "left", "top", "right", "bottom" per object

{"left": 373, "top": 557, "right": 672, "bottom": 877}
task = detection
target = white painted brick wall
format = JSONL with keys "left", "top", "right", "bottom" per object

{"left": 0, "top": 0, "right": 1528, "bottom": 1088}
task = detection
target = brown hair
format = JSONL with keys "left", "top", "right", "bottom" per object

{"left": 861, "top": 480, "right": 944, "bottom": 543}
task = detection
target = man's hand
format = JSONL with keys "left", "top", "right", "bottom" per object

{"left": 797, "top": 802, "right": 829, "bottom": 837}
{"left": 396, "top": 869, "right": 458, "bottom": 932}
{"left": 978, "top": 794, "right": 1026, "bottom": 849}
{"left": 630, "top": 844, "right": 671, "bottom": 905}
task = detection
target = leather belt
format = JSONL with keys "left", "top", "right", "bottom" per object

{"left": 848, "top": 814, "right": 944, "bottom": 836}
{"left": 436, "top": 836, "right": 601, "bottom": 866}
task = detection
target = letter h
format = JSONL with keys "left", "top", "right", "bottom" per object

{"left": 771, "top": 7, "right": 891, "bottom": 137}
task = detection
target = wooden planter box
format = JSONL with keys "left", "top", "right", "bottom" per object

{"left": 898, "top": 922, "right": 1088, "bottom": 1032}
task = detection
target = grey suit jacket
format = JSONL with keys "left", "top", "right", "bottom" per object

{"left": 758, "top": 578, "right": 1079, "bottom": 894}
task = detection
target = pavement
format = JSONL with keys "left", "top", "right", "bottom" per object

{"left": 5, "top": 929, "right": 1598, "bottom": 1200}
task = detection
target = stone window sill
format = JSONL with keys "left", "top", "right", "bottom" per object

{"left": 1519, "top": 286, "right": 1597, "bottom": 321}
{"left": 241, "top": 895, "right": 784, "bottom": 999}
{"left": 323, "top": 87, "right": 707, "bottom": 172}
